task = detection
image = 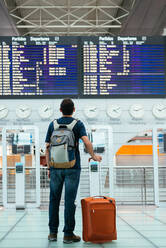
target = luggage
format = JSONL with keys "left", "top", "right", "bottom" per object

{"left": 81, "top": 196, "right": 117, "bottom": 243}
{"left": 49, "top": 119, "right": 78, "bottom": 168}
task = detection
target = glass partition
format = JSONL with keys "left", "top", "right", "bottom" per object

{"left": 114, "top": 129, "right": 154, "bottom": 205}
{"left": 2, "top": 126, "right": 40, "bottom": 207}
{"left": 0, "top": 128, "right": 2, "bottom": 205}
{"left": 157, "top": 128, "right": 166, "bottom": 203}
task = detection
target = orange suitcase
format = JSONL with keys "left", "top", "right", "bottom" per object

{"left": 81, "top": 196, "right": 117, "bottom": 243}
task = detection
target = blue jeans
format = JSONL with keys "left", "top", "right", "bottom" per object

{"left": 49, "top": 168, "right": 80, "bottom": 236}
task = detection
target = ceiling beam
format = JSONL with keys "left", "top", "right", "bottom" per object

{"left": 17, "top": 25, "right": 121, "bottom": 28}
{"left": 10, "top": 6, "right": 123, "bottom": 10}
{"left": 5, "top": 0, "right": 129, "bottom": 36}
{"left": 23, "top": 31, "right": 112, "bottom": 35}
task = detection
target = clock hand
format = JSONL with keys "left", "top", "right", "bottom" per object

{"left": 44, "top": 108, "right": 48, "bottom": 112}
{"left": 0, "top": 108, "right": 6, "bottom": 112}
{"left": 113, "top": 107, "right": 120, "bottom": 113}
{"left": 90, "top": 108, "right": 97, "bottom": 112}
{"left": 24, "top": 108, "right": 30, "bottom": 111}
{"left": 134, "top": 108, "right": 142, "bottom": 111}
{"left": 160, "top": 107, "right": 166, "bottom": 111}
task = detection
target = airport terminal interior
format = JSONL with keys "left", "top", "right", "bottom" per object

{"left": 0, "top": 0, "right": 166, "bottom": 247}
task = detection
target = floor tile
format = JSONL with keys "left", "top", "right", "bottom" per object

{"left": 131, "top": 224, "right": 166, "bottom": 231}
{"left": 150, "top": 238, "right": 166, "bottom": 246}
{"left": 102, "top": 238, "right": 154, "bottom": 247}
{"left": 0, "top": 226, "right": 13, "bottom": 232}
{"left": 0, "top": 232, "right": 6, "bottom": 239}
{"left": 6, "top": 232, "right": 47, "bottom": 239}
{"left": 13, "top": 226, "right": 49, "bottom": 232}
{"left": 103, "top": 241, "right": 154, "bottom": 248}
{"left": 0, "top": 206, "right": 166, "bottom": 248}
{"left": 0, "top": 238, "right": 50, "bottom": 248}
{"left": 116, "top": 230, "right": 142, "bottom": 238}
{"left": 139, "top": 230, "right": 166, "bottom": 238}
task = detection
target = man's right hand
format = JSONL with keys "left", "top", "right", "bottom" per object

{"left": 89, "top": 154, "right": 102, "bottom": 162}
{"left": 81, "top": 136, "right": 102, "bottom": 163}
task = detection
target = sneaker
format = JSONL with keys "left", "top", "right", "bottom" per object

{"left": 63, "top": 234, "right": 81, "bottom": 244}
{"left": 48, "top": 233, "right": 57, "bottom": 241}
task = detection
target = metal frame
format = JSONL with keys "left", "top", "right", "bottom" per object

{"left": 152, "top": 127, "right": 160, "bottom": 207}
{"left": 90, "top": 125, "right": 114, "bottom": 197}
{"left": 113, "top": 126, "right": 165, "bottom": 207}
{"left": 2, "top": 125, "right": 40, "bottom": 208}
{"left": 113, "top": 166, "right": 155, "bottom": 205}
{"left": 5, "top": 0, "right": 136, "bottom": 36}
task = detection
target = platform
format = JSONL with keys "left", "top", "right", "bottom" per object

{"left": 0, "top": 206, "right": 166, "bottom": 248}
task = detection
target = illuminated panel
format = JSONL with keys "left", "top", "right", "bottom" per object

{"left": 0, "top": 37, "right": 78, "bottom": 97}
{"left": 82, "top": 36, "right": 166, "bottom": 97}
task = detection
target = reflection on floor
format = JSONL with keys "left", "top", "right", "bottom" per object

{"left": 0, "top": 206, "right": 166, "bottom": 247}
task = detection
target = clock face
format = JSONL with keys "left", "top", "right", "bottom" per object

{"left": 0, "top": 105, "right": 8, "bottom": 119}
{"left": 16, "top": 105, "right": 31, "bottom": 119}
{"left": 38, "top": 104, "right": 53, "bottom": 119}
{"left": 129, "top": 104, "right": 144, "bottom": 119}
{"left": 107, "top": 104, "right": 122, "bottom": 119}
{"left": 84, "top": 105, "right": 98, "bottom": 119}
{"left": 152, "top": 103, "right": 166, "bottom": 119}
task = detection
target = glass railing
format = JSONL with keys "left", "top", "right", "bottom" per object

{"left": 0, "top": 166, "right": 165, "bottom": 206}
{"left": 0, "top": 168, "right": 2, "bottom": 205}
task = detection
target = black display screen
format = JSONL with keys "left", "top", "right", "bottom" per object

{"left": 81, "top": 36, "right": 166, "bottom": 98}
{"left": 0, "top": 36, "right": 79, "bottom": 98}
{"left": 0, "top": 36, "right": 165, "bottom": 98}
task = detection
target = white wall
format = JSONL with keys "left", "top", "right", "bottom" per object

{"left": 0, "top": 98, "right": 166, "bottom": 154}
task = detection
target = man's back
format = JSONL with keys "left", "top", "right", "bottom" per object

{"left": 45, "top": 117, "right": 87, "bottom": 169}
{"left": 45, "top": 98, "right": 102, "bottom": 244}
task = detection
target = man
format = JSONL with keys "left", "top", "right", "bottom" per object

{"left": 45, "top": 98, "right": 102, "bottom": 244}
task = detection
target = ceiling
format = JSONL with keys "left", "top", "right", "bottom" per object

{"left": 3, "top": 0, "right": 136, "bottom": 36}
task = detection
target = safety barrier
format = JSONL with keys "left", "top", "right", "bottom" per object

{"left": 113, "top": 167, "right": 154, "bottom": 205}
{"left": 25, "top": 168, "right": 36, "bottom": 203}
{"left": 40, "top": 166, "right": 155, "bottom": 205}
{"left": 6, "top": 167, "right": 36, "bottom": 204}
{"left": 79, "top": 167, "right": 90, "bottom": 199}
{"left": 40, "top": 167, "right": 91, "bottom": 206}
{"left": 0, "top": 166, "right": 166, "bottom": 206}
{"left": 7, "top": 168, "right": 16, "bottom": 203}
{"left": 159, "top": 167, "right": 166, "bottom": 202}
{"left": 40, "top": 167, "right": 49, "bottom": 205}
{"left": 0, "top": 168, "right": 2, "bottom": 205}
{"left": 85, "top": 166, "right": 155, "bottom": 205}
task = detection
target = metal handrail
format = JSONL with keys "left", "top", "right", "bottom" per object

{"left": 1, "top": 166, "right": 166, "bottom": 206}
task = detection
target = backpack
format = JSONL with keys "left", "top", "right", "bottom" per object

{"left": 49, "top": 119, "right": 78, "bottom": 168}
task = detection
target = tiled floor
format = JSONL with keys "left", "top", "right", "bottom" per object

{"left": 0, "top": 206, "right": 166, "bottom": 248}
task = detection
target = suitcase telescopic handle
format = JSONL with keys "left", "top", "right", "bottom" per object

{"left": 92, "top": 196, "right": 113, "bottom": 203}
{"left": 92, "top": 196, "right": 107, "bottom": 199}
{"left": 88, "top": 157, "right": 93, "bottom": 162}
{"left": 88, "top": 158, "right": 100, "bottom": 162}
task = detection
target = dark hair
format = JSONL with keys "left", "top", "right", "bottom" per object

{"left": 60, "top": 98, "right": 74, "bottom": 115}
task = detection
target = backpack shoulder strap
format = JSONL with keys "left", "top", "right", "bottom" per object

{"left": 67, "top": 119, "right": 78, "bottom": 131}
{"left": 53, "top": 119, "right": 59, "bottom": 130}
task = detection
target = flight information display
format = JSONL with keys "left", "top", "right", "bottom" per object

{"left": 82, "top": 36, "right": 166, "bottom": 97}
{"left": 0, "top": 36, "right": 166, "bottom": 98}
{"left": 0, "top": 37, "right": 78, "bottom": 97}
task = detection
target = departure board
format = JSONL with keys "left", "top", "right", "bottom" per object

{"left": 0, "top": 37, "right": 78, "bottom": 98}
{"left": 82, "top": 36, "right": 166, "bottom": 97}
{"left": 0, "top": 36, "right": 166, "bottom": 98}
